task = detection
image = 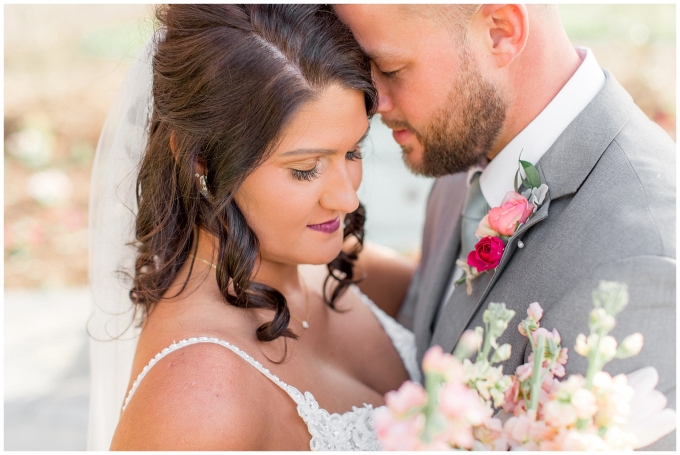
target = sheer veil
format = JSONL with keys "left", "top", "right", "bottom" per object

{"left": 87, "top": 33, "right": 158, "bottom": 450}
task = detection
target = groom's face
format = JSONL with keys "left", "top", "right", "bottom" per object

{"left": 334, "top": 5, "right": 506, "bottom": 177}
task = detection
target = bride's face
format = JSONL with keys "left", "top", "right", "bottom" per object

{"left": 234, "top": 84, "right": 369, "bottom": 266}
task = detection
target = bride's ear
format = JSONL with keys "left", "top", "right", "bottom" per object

{"left": 169, "top": 130, "right": 179, "bottom": 161}
{"left": 170, "top": 130, "right": 207, "bottom": 175}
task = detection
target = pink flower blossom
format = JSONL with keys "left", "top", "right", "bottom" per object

{"left": 384, "top": 381, "right": 427, "bottom": 415}
{"left": 550, "top": 360, "right": 566, "bottom": 378}
{"left": 444, "top": 418, "right": 475, "bottom": 449}
{"left": 527, "top": 302, "right": 543, "bottom": 322}
{"left": 374, "top": 407, "right": 424, "bottom": 450}
{"left": 502, "top": 377, "right": 521, "bottom": 413}
{"left": 473, "top": 418, "right": 508, "bottom": 450}
{"left": 467, "top": 236, "right": 505, "bottom": 272}
{"left": 531, "top": 327, "right": 561, "bottom": 345}
{"left": 458, "top": 329, "right": 483, "bottom": 355}
{"left": 487, "top": 191, "right": 534, "bottom": 236}
{"left": 439, "top": 382, "right": 491, "bottom": 426}
{"left": 543, "top": 400, "right": 578, "bottom": 428}
{"left": 422, "top": 345, "right": 451, "bottom": 374}
{"left": 516, "top": 362, "right": 533, "bottom": 382}
{"left": 571, "top": 388, "right": 597, "bottom": 419}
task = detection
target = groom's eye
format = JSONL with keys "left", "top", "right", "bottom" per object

{"left": 380, "top": 69, "right": 399, "bottom": 79}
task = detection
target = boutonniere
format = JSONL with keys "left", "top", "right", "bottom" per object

{"left": 455, "top": 158, "right": 548, "bottom": 295}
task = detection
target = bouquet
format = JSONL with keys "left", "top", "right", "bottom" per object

{"left": 375, "top": 281, "right": 676, "bottom": 450}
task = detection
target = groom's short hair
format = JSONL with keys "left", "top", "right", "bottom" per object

{"left": 399, "top": 5, "right": 478, "bottom": 30}
{"left": 399, "top": 4, "right": 561, "bottom": 34}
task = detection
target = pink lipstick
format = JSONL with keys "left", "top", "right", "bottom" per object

{"left": 307, "top": 217, "right": 341, "bottom": 234}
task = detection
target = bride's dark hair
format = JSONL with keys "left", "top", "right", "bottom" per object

{"left": 131, "top": 4, "right": 376, "bottom": 342}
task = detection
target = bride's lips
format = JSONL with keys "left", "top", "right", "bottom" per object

{"left": 392, "top": 128, "right": 412, "bottom": 145}
{"left": 307, "top": 217, "right": 341, "bottom": 234}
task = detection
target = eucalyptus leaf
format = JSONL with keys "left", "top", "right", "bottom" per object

{"left": 520, "top": 160, "right": 541, "bottom": 188}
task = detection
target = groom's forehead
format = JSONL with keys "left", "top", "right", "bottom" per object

{"left": 333, "top": 5, "right": 425, "bottom": 56}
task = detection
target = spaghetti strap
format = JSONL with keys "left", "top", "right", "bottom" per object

{"left": 121, "top": 336, "right": 296, "bottom": 412}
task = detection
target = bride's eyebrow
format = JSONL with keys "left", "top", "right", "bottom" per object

{"left": 281, "top": 126, "right": 371, "bottom": 157}
{"left": 280, "top": 148, "right": 335, "bottom": 157}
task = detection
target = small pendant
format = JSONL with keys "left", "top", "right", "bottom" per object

{"left": 301, "top": 321, "right": 309, "bottom": 329}
{"left": 517, "top": 240, "right": 525, "bottom": 249}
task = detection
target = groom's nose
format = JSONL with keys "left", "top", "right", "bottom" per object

{"left": 372, "top": 73, "right": 394, "bottom": 114}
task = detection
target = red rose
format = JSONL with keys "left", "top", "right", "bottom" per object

{"left": 467, "top": 236, "right": 505, "bottom": 272}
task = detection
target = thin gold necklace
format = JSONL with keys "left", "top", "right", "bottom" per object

{"left": 190, "top": 254, "right": 311, "bottom": 329}
{"left": 290, "top": 275, "right": 311, "bottom": 329}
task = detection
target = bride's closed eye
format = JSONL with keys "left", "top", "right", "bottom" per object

{"left": 291, "top": 148, "right": 363, "bottom": 181}
{"left": 292, "top": 165, "right": 321, "bottom": 181}
{"left": 346, "top": 148, "right": 363, "bottom": 161}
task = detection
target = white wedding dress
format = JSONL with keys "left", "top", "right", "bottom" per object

{"left": 120, "top": 286, "right": 421, "bottom": 451}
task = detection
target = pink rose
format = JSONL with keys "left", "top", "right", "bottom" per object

{"left": 487, "top": 192, "right": 534, "bottom": 236}
{"left": 468, "top": 236, "right": 505, "bottom": 272}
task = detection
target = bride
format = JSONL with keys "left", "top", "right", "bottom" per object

{"left": 88, "top": 4, "right": 418, "bottom": 450}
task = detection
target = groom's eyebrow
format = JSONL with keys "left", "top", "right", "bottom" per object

{"left": 365, "top": 48, "right": 406, "bottom": 63}
{"left": 281, "top": 126, "right": 371, "bottom": 157}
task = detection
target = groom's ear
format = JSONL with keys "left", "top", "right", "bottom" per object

{"left": 473, "top": 4, "right": 528, "bottom": 68}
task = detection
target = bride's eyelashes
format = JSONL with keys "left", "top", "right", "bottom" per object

{"left": 291, "top": 149, "right": 363, "bottom": 181}
{"left": 292, "top": 165, "right": 321, "bottom": 181}
{"left": 346, "top": 148, "right": 363, "bottom": 161}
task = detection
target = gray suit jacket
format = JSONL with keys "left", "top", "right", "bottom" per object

{"left": 400, "top": 70, "right": 676, "bottom": 449}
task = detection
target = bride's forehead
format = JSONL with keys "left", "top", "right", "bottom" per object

{"left": 272, "top": 86, "right": 369, "bottom": 151}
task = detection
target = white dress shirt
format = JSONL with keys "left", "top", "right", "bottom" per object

{"left": 439, "top": 47, "right": 605, "bottom": 308}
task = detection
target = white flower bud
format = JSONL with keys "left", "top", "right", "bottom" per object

{"left": 574, "top": 333, "right": 590, "bottom": 357}
{"left": 491, "top": 344, "right": 512, "bottom": 363}
{"left": 599, "top": 336, "right": 618, "bottom": 361}
{"left": 617, "top": 333, "right": 644, "bottom": 358}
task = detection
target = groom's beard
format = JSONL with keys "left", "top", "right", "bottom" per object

{"left": 384, "top": 53, "right": 506, "bottom": 178}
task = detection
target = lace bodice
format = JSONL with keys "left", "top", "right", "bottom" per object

{"left": 122, "top": 286, "right": 419, "bottom": 451}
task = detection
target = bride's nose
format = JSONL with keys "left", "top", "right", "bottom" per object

{"left": 319, "top": 162, "right": 361, "bottom": 213}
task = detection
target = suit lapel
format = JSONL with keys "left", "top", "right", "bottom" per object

{"left": 413, "top": 207, "right": 463, "bottom": 360}
{"left": 412, "top": 175, "right": 468, "bottom": 362}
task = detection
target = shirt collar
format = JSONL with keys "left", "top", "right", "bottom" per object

{"left": 478, "top": 47, "right": 605, "bottom": 208}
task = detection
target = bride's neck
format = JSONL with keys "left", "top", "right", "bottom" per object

{"left": 194, "top": 227, "right": 303, "bottom": 296}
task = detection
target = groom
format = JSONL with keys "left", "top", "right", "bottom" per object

{"left": 335, "top": 4, "right": 675, "bottom": 448}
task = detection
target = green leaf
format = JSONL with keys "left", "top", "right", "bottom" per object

{"left": 520, "top": 160, "right": 541, "bottom": 188}
{"left": 513, "top": 169, "right": 520, "bottom": 192}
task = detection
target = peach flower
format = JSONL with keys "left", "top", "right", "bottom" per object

{"left": 487, "top": 191, "right": 534, "bottom": 236}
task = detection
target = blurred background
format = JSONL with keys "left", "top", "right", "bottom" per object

{"left": 4, "top": 4, "right": 676, "bottom": 450}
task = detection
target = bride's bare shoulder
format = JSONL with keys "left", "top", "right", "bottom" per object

{"left": 110, "top": 341, "right": 275, "bottom": 450}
